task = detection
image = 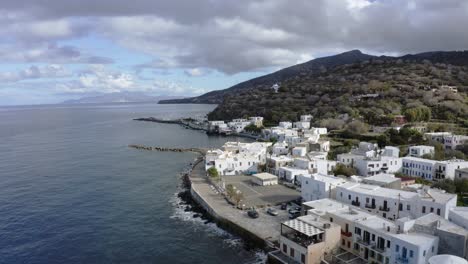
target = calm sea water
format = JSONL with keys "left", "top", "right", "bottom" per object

{"left": 0, "top": 103, "right": 263, "bottom": 264}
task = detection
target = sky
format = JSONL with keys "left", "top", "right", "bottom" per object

{"left": 0, "top": 0, "right": 467, "bottom": 105}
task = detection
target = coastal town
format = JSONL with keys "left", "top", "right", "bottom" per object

{"left": 169, "top": 113, "right": 468, "bottom": 264}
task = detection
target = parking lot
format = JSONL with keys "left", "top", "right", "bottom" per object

{"left": 222, "top": 175, "right": 301, "bottom": 208}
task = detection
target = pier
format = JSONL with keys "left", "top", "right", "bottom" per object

{"left": 128, "top": 144, "right": 207, "bottom": 155}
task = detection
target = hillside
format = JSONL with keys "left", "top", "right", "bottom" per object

{"left": 208, "top": 56, "right": 468, "bottom": 129}
{"left": 159, "top": 50, "right": 376, "bottom": 104}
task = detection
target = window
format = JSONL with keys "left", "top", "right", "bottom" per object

{"left": 301, "top": 254, "right": 305, "bottom": 264}
{"left": 407, "top": 205, "right": 410, "bottom": 210}
{"left": 340, "top": 192, "right": 343, "bottom": 197}
{"left": 410, "top": 250, "right": 414, "bottom": 258}
{"left": 283, "top": 244, "right": 287, "bottom": 253}
{"left": 348, "top": 194, "right": 351, "bottom": 200}
{"left": 422, "top": 206, "right": 426, "bottom": 213}
{"left": 290, "top": 248, "right": 294, "bottom": 257}
{"left": 387, "top": 241, "right": 391, "bottom": 248}
{"left": 372, "top": 234, "right": 375, "bottom": 241}
{"left": 399, "top": 203, "right": 403, "bottom": 211}
{"left": 347, "top": 241, "right": 351, "bottom": 248}
{"left": 430, "top": 207, "right": 434, "bottom": 213}
{"left": 355, "top": 227, "right": 361, "bottom": 235}
{"left": 437, "top": 208, "right": 441, "bottom": 216}
{"left": 330, "top": 217, "right": 333, "bottom": 222}
{"left": 354, "top": 243, "right": 360, "bottom": 250}
{"left": 396, "top": 245, "right": 400, "bottom": 252}
{"left": 432, "top": 246, "right": 434, "bottom": 253}
{"left": 423, "top": 250, "right": 426, "bottom": 257}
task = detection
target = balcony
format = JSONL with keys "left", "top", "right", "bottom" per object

{"left": 341, "top": 230, "right": 352, "bottom": 237}
{"left": 365, "top": 204, "right": 376, "bottom": 209}
{"left": 357, "top": 237, "right": 371, "bottom": 247}
{"left": 379, "top": 206, "right": 390, "bottom": 212}
{"left": 397, "top": 256, "right": 409, "bottom": 263}
{"left": 351, "top": 201, "right": 361, "bottom": 206}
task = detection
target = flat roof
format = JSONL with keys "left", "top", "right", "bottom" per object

{"left": 252, "top": 172, "right": 277, "bottom": 181}
{"left": 279, "top": 166, "right": 309, "bottom": 173}
{"left": 283, "top": 215, "right": 327, "bottom": 237}
{"left": 415, "top": 213, "right": 468, "bottom": 235}
{"left": 363, "top": 174, "right": 400, "bottom": 184}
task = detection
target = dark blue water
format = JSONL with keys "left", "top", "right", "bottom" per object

{"left": 0, "top": 103, "right": 263, "bottom": 264}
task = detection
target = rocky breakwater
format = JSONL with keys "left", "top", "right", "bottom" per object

{"left": 128, "top": 144, "right": 207, "bottom": 155}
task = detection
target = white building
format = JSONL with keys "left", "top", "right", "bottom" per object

{"left": 402, "top": 157, "right": 437, "bottom": 180}
{"left": 271, "top": 215, "right": 341, "bottom": 264}
{"left": 292, "top": 147, "right": 308, "bottom": 157}
{"left": 278, "top": 166, "right": 309, "bottom": 183}
{"left": 408, "top": 145, "right": 435, "bottom": 157}
{"left": 424, "top": 132, "right": 452, "bottom": 143}
{"left": 272, "top": 142, "right": 289, "bottom": 155}
{"left": 455, "top": 168, "right": 468, "bottom": 180}
{"left": 300, "top": 115, "right": 313, "bottom": 122}
{"left": 444, "top": 134, "right": 468, "bottom": 150}
{"left": 434, "top": 159, "right": 468, "bottom": 181}
{"left": 304, "top": 199, "right": 440, "bottom": 264}
{"left": 267, "top": 156, "right": 294, "bottom": 171}
{"left": 227, "top": 119, "right": 251, "bottom": 133}
{"left": 449, "top": 207, "right": 468, "bottom": 230}
{"left": 208, "top": 120, "right": 225, "bottom": 132}
{"left": 338, "top": 144, "right": 402, "bottom": 177}
{"left": 294, "top": 121, "right": 311, "bottom": 130}
{"left": 279, "top": 121, "right": 293, "bottom": 129}
{"left": 249, "top": 116, "right": 264, "bottom": 127}
{"left": 205, "top": 142, "right": 272, "bottom": 176}
{"left": 335, "top": 182, "right": 457, "bottom": 220}
{"left": 301, "top": 174, "right": 348, "bottom": 202}
{"left": 251, "top": 172, "right": 278, "bottom": 186}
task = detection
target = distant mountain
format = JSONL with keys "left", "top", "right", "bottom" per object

{"left": 62, "top": 92, "right": 182, "bottom": 104}
{"left": 159, "top": 50, "right": 468, "bottom": 105}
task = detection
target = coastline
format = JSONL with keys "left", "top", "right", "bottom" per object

{"left": 178, "top": 156, "right": 269, "bottom": 251}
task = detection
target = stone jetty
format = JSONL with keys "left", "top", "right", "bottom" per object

{"left": 128, "top": 144, "right": 207, "bottom": 154}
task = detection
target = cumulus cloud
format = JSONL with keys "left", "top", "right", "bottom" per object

{"left": 1, "top": 0, "right": 468, "bottom": 103}
{"left": 0, "top": 64, "right": 71, "bottom": 82}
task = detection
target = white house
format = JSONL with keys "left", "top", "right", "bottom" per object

{"left": 272, "top": 215, "right": 341, "bottom": 264}
{"left": 300, "top": 114, "right": 313, "bottom": 122}
{"left": 335, "top": 182, "right": 457, "bottom": 220}
{"left": 249, "top": 116, "right": 264, "bottom": 127}
{"left": 227, "top": 119, "right": 251, "bottom": 133}
{"left": 444, "top": 135, "right": 468, "bottom": 150}
{"left": 278, "top": 166, "right": 309, "bottom": 183}
{"left": 434, "top": 159, "right": 468, "bottom": 181}
{"left": 292, "top": 147, "right": 308, "bottom": 157}
{"left": 272, "top": 142, "right": 289, "bottom": 155}
{"left": 300, "top": 173, "right": 348, "bottom": 202}
{"left": 449, "top": 207, "right": 468, "bottom": 230}
{"left": 251, "top": 172, "right": 278, "bottom": 186}
{"left": 338, "top": 144, "right": 402, "bottom": 177}
{"left": 408, "top": 145, "right": 435, "bottom": 157}
{"left": 402, "top": 157, "right": 437, "bottom": 180}
{"left": 304, "top": 199, "right": 440, "bottom": 264}
{"left": 279, "top": 121, "right": 293, "bottom": 129}
{"left": 205, "top": 142, "right": 272, "bottom": 176}
{"left": 294, "top": 121, "right": 311, "bottom": 130}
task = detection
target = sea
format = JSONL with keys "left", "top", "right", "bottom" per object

{"left": 0, "top": 103, "right": 265, "bottom": 264}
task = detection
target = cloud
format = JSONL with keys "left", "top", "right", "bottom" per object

{"left": 0, "top": 64, "right": 71, "bottom": 82}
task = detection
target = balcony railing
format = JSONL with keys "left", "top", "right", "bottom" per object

{"left": 379, "top": 206, "right": 390, "bottom": 212}
{"left": 365, "top": 204, "right": 376, "bottom": 209}
{"left": 341, "top": 231, "right": 352, "bottom": 237}
{"left": 357, "top": 238, "right": 371, "bottom": 246}
{"left": 397, "top": 256, "right": 409, "bottom": 263}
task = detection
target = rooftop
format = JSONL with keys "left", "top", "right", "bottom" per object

{"left": 362, "top": 173, "right": 400, "bottom": 184}
{"left": 283, "top": 215, "right": 330, "bottom": 237}
{"left": 252, "top": 172, "right": 277, "bottom": 181}
{"left": 415, "top": 213, "right": 468, "bottom": 235}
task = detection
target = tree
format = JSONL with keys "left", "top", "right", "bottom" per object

{"left": 432, "top": 179, "right": 456, "bottom": 194}
{"left": 346, "top": 120, "right": 369, "bottom": 135}
{"left": 333, "top": 164, "right": 357, "bottom": 177}
{"left": 226, "top": 184, "right": 236, "bottom": 199}
{"left": 207, "top": 167, "right": 219, "bottom": 178}
{"left": 233, "top": 192, "right": 244, "bottom": 207}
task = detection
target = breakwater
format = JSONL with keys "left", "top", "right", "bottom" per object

{"left": 128, "top": 144, "right": 207, "bottom": 155}
{"left": 133, "top": 117, "right": 208, "bottom": 131}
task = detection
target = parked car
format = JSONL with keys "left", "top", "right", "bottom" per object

{"left": 267, "top": 208, "right": 278, "bottom": 216}
{"left": 247, "top": 209, "right": 259, "bottom": 218}
{"left": 288, "top": 210, "right": 300, "bottom": 219}
{"left": 280, "top": 203, "right": 287, "bottom": 210}
{"left": 288, "top": 207, "right": 301, "bottom": 214}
